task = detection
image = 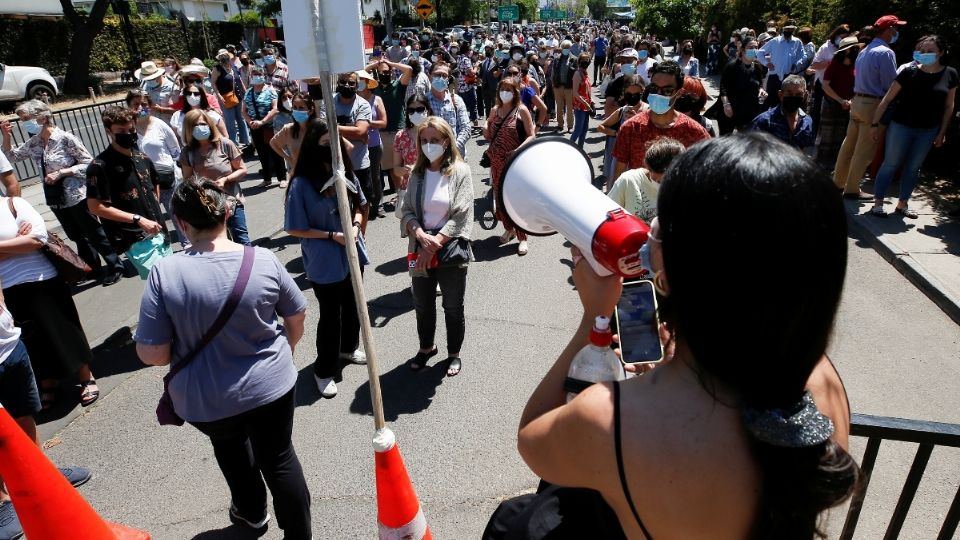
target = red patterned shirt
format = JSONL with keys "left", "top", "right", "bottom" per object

{"left": 612, "top": 110, "right": 710, "bottom": 171}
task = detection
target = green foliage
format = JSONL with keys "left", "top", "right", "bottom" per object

{"left": 630, "top": 0, "right": 704, "bottom": 39}
{"left": 229, "top": 12, "right": 270, "bottom": 26}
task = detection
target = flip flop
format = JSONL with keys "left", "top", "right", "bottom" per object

{"left": 446, "top": 357, "right": 462, "bottom": 377}
{"left": 407, "top": 347, "right": 438, "bottom": 371}
{"left": 79, "top": 380, "right": 100, "bottom": 407}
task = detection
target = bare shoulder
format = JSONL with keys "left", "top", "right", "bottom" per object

{"left": 806, "top": 355, "right": 851, "bottom": 449}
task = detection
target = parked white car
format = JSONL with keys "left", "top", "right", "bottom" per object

{"left": 0, "top": 64, "right": 59, "bottom": 104}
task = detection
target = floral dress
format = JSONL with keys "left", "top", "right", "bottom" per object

{"left": 487, "top": 106, "right": 523, "bottom": 234}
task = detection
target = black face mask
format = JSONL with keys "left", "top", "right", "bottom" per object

{"left": 783, "top": 31, "right": 794, "bottom": 40}
{"left": 623, "top": 93, "right": 642, "bottom": 106}
{"left": 485, "top": 51, "right": 493, "bottom": 58}
{"left": 338, "top": 86, "right": 356, "bottom": 99}
{"left": 781, "top": 95, "right": 804, "bottom": 113}
{"left": 683, "top": 47, "right": 694, "bottom": 54}
{"left": 114, "top": 132, "right": 138, "bottom": 149}
{"left": 673, "top": 94, "right": 697, "bottom": 113}
{"left": 579, "top": 61, "right": 590, "bottom": 68}
{"left": 379, "top": 73, "right": 392, "bottom": 84}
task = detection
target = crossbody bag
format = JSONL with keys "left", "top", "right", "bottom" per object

{"left": 412, "top": 174, "right": 470, "bottom": 270}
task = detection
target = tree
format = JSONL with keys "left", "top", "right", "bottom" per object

{"left": 587, "top": 0, "right": 607, "bottom": 19}
{"left": 60, "top": 0, "right": 111, "bottom": 95}
{"left": 630, "top": 0, "right": 704, "bottom": 40}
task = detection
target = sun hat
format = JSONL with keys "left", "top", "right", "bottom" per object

{"left": 134, "top": 61, "right": 165, "bottom": 81}
{"left": 355, "top": 70, "right": 379, "bottom": 90}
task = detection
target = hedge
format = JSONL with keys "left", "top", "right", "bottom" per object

{"left": 0, "top": 16, "right": 244, "bottom": 75}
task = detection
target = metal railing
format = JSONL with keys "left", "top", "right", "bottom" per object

{"left": 4, "top": 99, "right": 125, "bottom": 185}
{"left": 841, "top": 413, "right": 960, "bottom": 540}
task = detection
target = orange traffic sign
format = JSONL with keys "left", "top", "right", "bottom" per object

{"left": 416, "top": 0, "right": 433, "bottom": 20}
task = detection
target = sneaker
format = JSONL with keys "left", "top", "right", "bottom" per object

{"left": 894, "top": 206, "right": 918, "bottom": 219}
{"left": 59, "top": 466, "right": 92, "bottom": 487}
{"left": 868, "top": 206, "right": 888, "bottom": 218}
{"left": 517, "top": 240, "right": 529, "bottom": 256}
{"left": 339, "top": 350, "right": 367, "bottom": 365}
{"left": 0, "top": 501, "right": 23, "bottom": 540}
{"left": 229, "top": 503, "right": 270, "bottom": 530}
{"left": 376, "top": 207, "right": 388, "bottom": 218}
{"left": 315, "top": 376, "right": 338, "bottom": 398}
{"left": 436, "top": 283, "right": 442, "bottom": 296}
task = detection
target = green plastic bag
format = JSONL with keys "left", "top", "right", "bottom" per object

{"left": 126, "top": 234, "right": 172, "bottom": 279}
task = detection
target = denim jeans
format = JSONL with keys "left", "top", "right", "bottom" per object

{"left": 222, "top": 105, "right": 250, "bottom": 145}
{"left": 227, "top": 203, "right": 251, "bottom": 245}
{"left": 873, "top": 121, "right": 939, "bottom": 202}
{"left": 458, "top": 90, "right": 478, "bottom": 122}
{"left": 570, "top": 109, "right": 590, "bottom": 147}
{"left": 191, "top": 389, "right": 311, "bottom": 540}
{"left": 412, "top": 265, "right": 467, "bottom": 355}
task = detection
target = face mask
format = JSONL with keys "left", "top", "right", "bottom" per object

{"left": 683, "top": 47, "right": 694, "bottom": 54}
{"left": 647, "top": 93, "right": 673, "bottom": 115}
{"left": 251, "top": 76, "right": 265, "bottom": 86}
{"left": 22, "top": 119, "right": 41, "bottom": 135}
{"left": 890, "top": 31, "right": 899, "bottom": 44}
{"left": 137, "top": 106, "right": 150, "bottom": 118}
{"left": 783, "top": 31, "right": 793, "bottom": 40}
{"left": 280, "top": 98, "right": 292, "bottom": 110}
{"left": 165, "top": 66, "right": 175, "bottom": 75}
{"left": 186, "top": 94, "right": 202, "bottom": 107}
{"left": 114, "top": 132, "right": 138, "bottom": 149}
{"left": 485, "top": 51, "right": 493, "bottom": 58}
{"left": 422, "top": 142, "right": 445, "bottom": 162}
{"left": 379, "top": 72, "right": 392, "bottom": 84}
{"left": 338, "top": 85, "right": 357, "bottom": 99}
{"left": 620, "top": 63, "right": 636, "bottom": 75}
{"left": 450, "top": 47, "right": 459, "bottom": 55}
{"left": 638, "top": 50, "right": 649, "bottom": 60}
{"left": 409, "top": 111, "right": 427, "bottom": 126}
{"left": 913, "top": 51, "right": 937, "bottom": 65}
{"left": 579, "top": 61, "right": 590, "bottom": 68}
{"left": 834, "top": 37, "right": 843, "bottom": 47}
{"left": 357, "top": 81, "right": 367, "bottom": 92}
{"left": 291, "top": 110, "right": 310, "bottom": 123}
{"left": 431, "top": 77, "right": 449, "bottom": 91}
{"left": 432, "top": 55, "right": 440, "bottom": 63}
{"left": 623, "top": 93, "right": 642, "bottom": 106}
{"left": 745, "top": 49, "right": 759, "bottom": 61}
{"left": 561, "top": 48, "right": 570, "bottom": 55}
{"left": 673, "top": 94, "right": 696, "bottom": 113}
{"left": 255, "top": 59, "right": 265, "bottom": 68}
{"left": 781, "top": 95, "right": 804, "bottom": 113}
{"left": 499, "top": 90, "right": 514, "bottom": 103}
{"left": 513, "top": 52, "right": 523, "bottom": 61}
{"left": 192, "top": 125, "right": 211, "bottom": 140}
{"left": 412, "top": 51, "right": 420, "bottom": 59}
{"left": 263, "top": 55, "right": 276, "bottom": 65}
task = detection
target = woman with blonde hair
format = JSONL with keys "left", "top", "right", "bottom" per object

{"left": 483, "top": 76, "right": 535, "bottom": 255}
{"left": 179, "top": 109, "right": 249, "bottom": 244}
{"left": 400, "top": 117, "right": 474, "bottom": 376}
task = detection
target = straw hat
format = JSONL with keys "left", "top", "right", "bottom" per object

{"left": 836, "top": 36, "right": 863, "bottom": 53}
{"left": 355, "top": 70, "right": 379, "bottom": 90}
{"left": 134, "top": 61, "right": 165, "bottom": 81}
{"left": 179, "top": 64, "right": 211, "bottom": 78}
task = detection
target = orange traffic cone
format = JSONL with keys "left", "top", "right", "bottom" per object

{"left": 374, "top": 427, "right": 432, "bottom": 539}
{"left": 0, "top": 404, "right": 150, "bottom": 539}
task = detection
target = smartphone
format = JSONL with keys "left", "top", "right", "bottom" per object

{"left": 614, "top": 280, "right": 663, "bottom": 364}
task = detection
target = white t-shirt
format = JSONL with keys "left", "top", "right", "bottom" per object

{"left": 638, "top": 58, "right": 657, "bottom": 85}
{"left": 607, "top": 168, "right": 659, "bottom": 223}
{"left": 422, "top": 169, "right": 450, "bottom": 230}
{"left": 0, "top": 197, "right": 56, "bottom": 289}
{"left": 0, "top": 307, "right": 21, "bottom": 366}
{"left": 171, "top": 109, "right": 223, "bottom": 142}
{"left": 137, "top": 119, "right": 181, "bottom": 168}
{"left": 0, "top": 152, "right": 11, "bottom": 196}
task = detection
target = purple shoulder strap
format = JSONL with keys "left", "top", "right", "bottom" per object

{"left": 166, "top": 246, "right": 255, "bottom": 379}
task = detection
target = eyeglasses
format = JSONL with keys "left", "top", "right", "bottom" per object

{"left": 646, "top": 84, "right": 677, "bottom": 96}
{"left": 407, "top": 106, "right": 427, "bottom": 113}
{"left": 186, "top": 91, "right": 202, "bottom": 96}
{"left": 338, "top": 81, "right": 357, "bottom": 87}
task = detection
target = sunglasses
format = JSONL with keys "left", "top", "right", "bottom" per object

{"left": 186, "top": 91, "right": 202, "bottom": 96}
{"left": 407, "top": 106, "right": 427, "bottom": 114}
{"left": 338, "top": 81, "right": 357, "bottom": 87}
{"left": 624, "top": 92, "right": 642, "bottom": 99}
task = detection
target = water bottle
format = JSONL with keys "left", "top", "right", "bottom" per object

{"left": 565, "top": 316, "right": 625, "bottom": 402}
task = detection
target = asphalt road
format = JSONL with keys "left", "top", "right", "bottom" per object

{"left": 33, "top": 85, "right": 960, "bottom": 539}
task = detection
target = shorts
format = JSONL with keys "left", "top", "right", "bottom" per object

{"left": 380, "top": 130, "right": 398, "bottom": 170}
{"left": 0, "top": 340, "right": 42, "bottom": 418}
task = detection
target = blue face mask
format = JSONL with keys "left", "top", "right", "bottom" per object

{"left": 646, "top": 93, "right": 673, "bottom": 115}
{"left": 411, "top": 50, "right": 420, "bottom": 58}
{"left": 22, "top": 119, "right": 41, "bottom": 135}
{"left": 255, "top": 59, "right": 265, "bottom": 68}
{"left": 890, "top": 31, "right": 899, "bottom": 44}
{"left": 638, "top": 50, "right": 649, "bottom": 60}
{"left": 192, "top": 125, "right": 211, "bottom": 141}
{"left": 251, "top": 76, "right": 265, "bottom": 86}
{"left": 913, "top": 51, "right": 937, "bottom": 65}
{"left": 263, "top": 55, "right": 276, "bottom": 65}
{"left": 745, "top": 49, "right": 759, "bottom": 61}
{"left": 620, "top": 63, "right": 637, "bottom": 75}
{"left": 431, "top": 77, "right": 449, "bottom": 91}
{"left": 291, "top": 110, "right": 310, "bottom": 123}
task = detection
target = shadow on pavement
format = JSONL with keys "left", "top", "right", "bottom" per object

{"left": 374, "top": 255, "right": 409, "bottom": 277}
{"left": 256, "top": 234, "right": 299, "bottom": 253}
{"left": 472, "top": 236, "right": 520, "bottom": 263}
{"left": 190, "top": 524, "right": 268, "bottom": 539}
{"left": 348, "top": 361, "right": 446, "bottom": 421}
{"left": 368, "top": 289, "right": 413, "bottom": 328}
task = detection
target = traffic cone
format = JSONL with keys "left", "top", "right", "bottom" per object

{"left": 0, "top": 404, "right": 150, "bottom": 539}
{"left": 374, "top": 427, "right": 432, "bottom": 539}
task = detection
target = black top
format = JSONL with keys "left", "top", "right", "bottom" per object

{"left": 605, "top": 75, "right": 627, "bottom": 102}
{"left": 614, "top": 381, "right": 654, "bottom": 539}
{"left": 892, "top": 66, "right": 959, "bottom": 129}
{"left": 720, "top": 59, "right": 766, "bottom": 125}
{"left": 86, "top": 146, "right": 167, "bottom": 253}
{"left": 214, "top": 64, "right": 242, "bottom": 95}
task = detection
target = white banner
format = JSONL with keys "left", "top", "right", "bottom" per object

{"left": 280, "top": 0, "right": 365, "bottom": 78}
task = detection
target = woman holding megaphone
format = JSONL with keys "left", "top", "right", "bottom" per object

{"left": 400, "top": 117, "right": 474, "bottom": 377}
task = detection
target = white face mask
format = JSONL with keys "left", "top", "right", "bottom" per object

{"left": 422, "top": 142, "right": 445, "bottom": 162}
{"left": 282, "top": 98, "right": 292, "bottom": 110}
{"left": 409, "top": 111, "right": 428, "bottom": 126}
{"left": 499, "top": 90, "right": 514, "bottom": 104}
{"left": 186, "top": 95, "right": 202, "bottom": 107}
{"left": 513, "top": 52, "right": 523, "bottom": 61}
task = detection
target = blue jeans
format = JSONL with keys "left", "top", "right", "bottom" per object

{"left": 222, "top": 105, "right": 250, "bottom": 145}
{"left": 458, "top": 90, "right": 478, "bottom": 122}
{"left": 570, "top": 109, "right": 590, "bottom": 147}
{"left": 874, "top": 121, "right": 939, "bottom": 202}
{"left": 228, "top": 203, "right": 251, "bottom": 245}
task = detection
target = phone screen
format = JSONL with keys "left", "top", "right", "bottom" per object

{"left": 615, "top": 280, "right": 663, "bottom": 364}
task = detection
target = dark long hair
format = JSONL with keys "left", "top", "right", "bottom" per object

{"left": 181, "top": 83, "right": 211, "bottom": 113}
{"left": 289, "top": 92, "right": 316, "bottom": 140}
{"left": 656, "top": 134, "right": 862, "bottom": 539}
{"left": 291, "top": 118, "right": 361, "bottom": 210}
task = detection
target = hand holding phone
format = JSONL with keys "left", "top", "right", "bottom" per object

{"left": 614, "top": 280, "right": 663, "bottom": 364}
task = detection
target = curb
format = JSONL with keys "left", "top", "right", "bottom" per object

{"left": 846, "top": 213, "right": 960, "bottom": 326}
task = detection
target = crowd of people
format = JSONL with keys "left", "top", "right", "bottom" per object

{"left": 0, "top": 11, "right": 955, "bottom": 540}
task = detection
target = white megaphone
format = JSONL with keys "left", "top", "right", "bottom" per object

{"left": 500, "top": 138, "right": 650, "bottom": 278}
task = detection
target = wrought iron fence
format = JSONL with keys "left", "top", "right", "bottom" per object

{"left": 4, "top": 99, "right": 125, "bottom": 184}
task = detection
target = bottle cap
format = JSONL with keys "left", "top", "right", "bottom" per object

{"left": 590, "top": 316, "right": 612, "bottom": 347}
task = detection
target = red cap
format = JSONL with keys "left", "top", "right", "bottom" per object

{"left": 589, "top": 316, "right": 612, "bottom": 347}
{"left": 874, "top": 15, "right": 906, "bottom": 30}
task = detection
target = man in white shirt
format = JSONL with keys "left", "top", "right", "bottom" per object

{"left": 0, "top": 151, "right": 21, "bottom": 196}
{"left": 759, "top": 19, "right": 808, "bottom": 107}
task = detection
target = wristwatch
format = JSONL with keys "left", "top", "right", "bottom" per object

{"left": 132, "top": 214, "right": 142, "bottom": 225}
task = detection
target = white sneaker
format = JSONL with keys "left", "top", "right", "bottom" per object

{"left": 517, "top": 240, "right": 529, "bottom": 256}
{"left": 436, "top": 283, "right": 442, "bottom": 296}
{"left": 315, "top": 376, "right": 338, "bottom": 398}
{"left": 339, "top": 350, "right": 367, "bottom": 365}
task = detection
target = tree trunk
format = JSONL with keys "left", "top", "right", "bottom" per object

{"left": 61, "top": 0, "right": 111, "bottom": 95}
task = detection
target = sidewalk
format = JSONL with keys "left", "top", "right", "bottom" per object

{"left": 847, "top": 175, "right": 960, "bottom": 324}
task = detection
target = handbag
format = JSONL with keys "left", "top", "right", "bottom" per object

{"left": 6, "top": 197, "right": 91, "bottom": 284}
{"left": 413, "top": 175, "right": 471, "bottom": 269}
{"left": 480, "top": 106, "right": 518, "bottom": 168}
{"left": 153, "top": 162, "right": 176, "bottom": 189}
{"left": 222, "top": 90, "right": 240, "bottom": 109}
{"left": 125, "top": 233, "right": 173, "bottom": 279}
{"left": 156, "top": 246, "right": 255, "bottom": 426}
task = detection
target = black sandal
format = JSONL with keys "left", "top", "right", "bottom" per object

{"left": 79, "top": 380, "right": 100, "bottom": 407}
{"left": 407, "top": 348, "right": 438, "bottom": 371}
{"left": 446, "top": 357, "right": 462, "bottom": 377}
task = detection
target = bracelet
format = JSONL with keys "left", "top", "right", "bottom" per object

{"left": 327, "top": 231, "right": 333, "bottom": 240}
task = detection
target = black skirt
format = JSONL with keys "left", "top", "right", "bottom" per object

{"left": 4, "top": 278, "right": 93, "bottom": 380}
